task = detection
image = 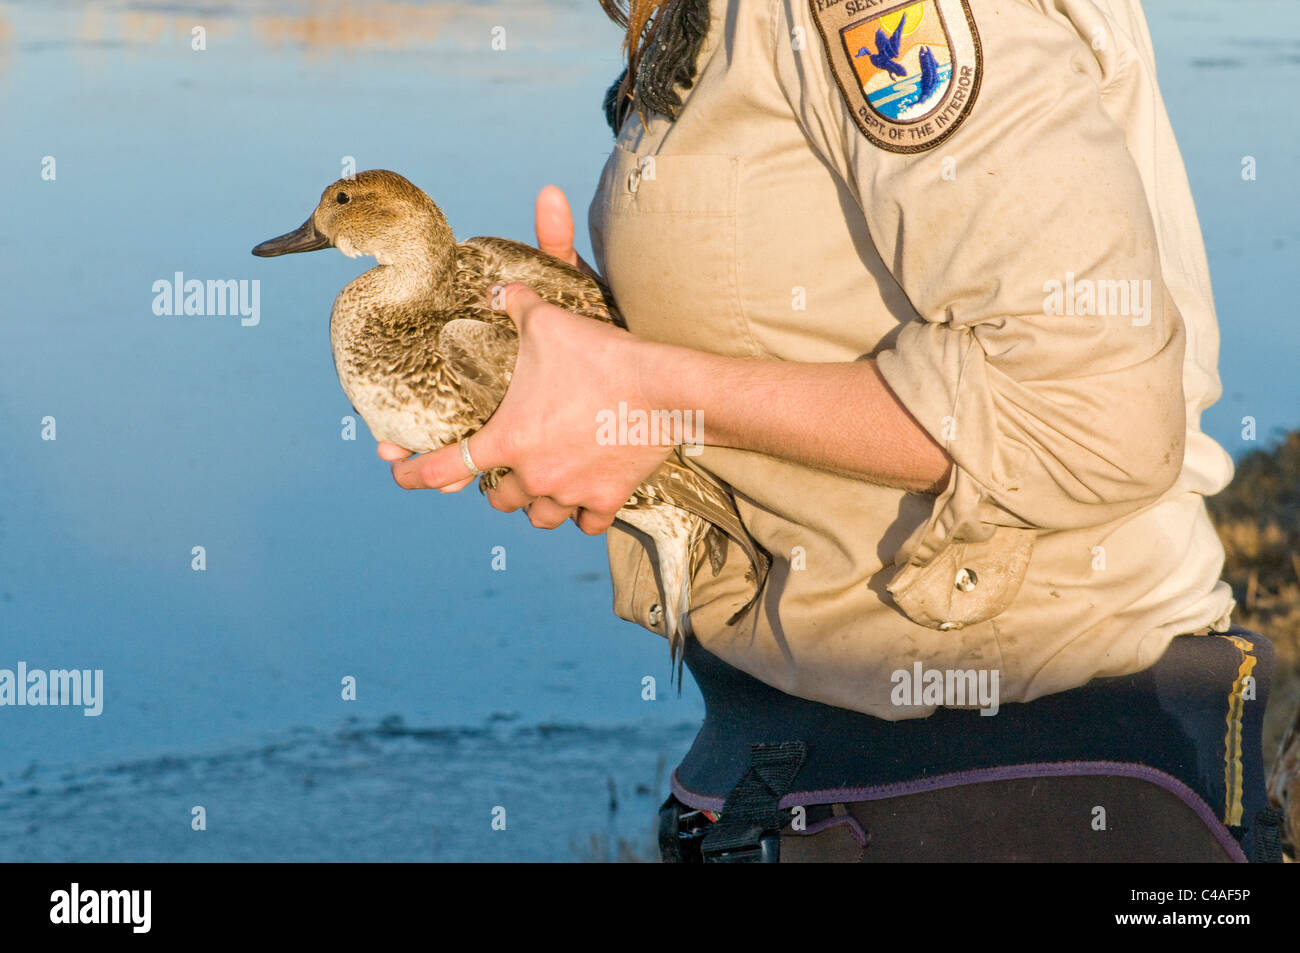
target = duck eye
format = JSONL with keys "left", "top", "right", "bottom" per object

{"left": 336, "top": 192, "right": 350, "bottom": 204}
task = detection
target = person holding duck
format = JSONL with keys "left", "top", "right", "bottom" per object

{"left": 265, "top": 0, "right": 1284, "bottom": 862}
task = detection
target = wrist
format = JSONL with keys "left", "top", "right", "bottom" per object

{"left": 621, "top": 334, "right": 714, "bottom": 454}
{"left": 625, "top": 334, "right": 678, "bottom": 415}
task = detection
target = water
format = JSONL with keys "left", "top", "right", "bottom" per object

{"left": 0, "top": 0, "right": 1296, "bottom": 861}
{"left": 0, "top": 716, "right": 698, "bottom": 861}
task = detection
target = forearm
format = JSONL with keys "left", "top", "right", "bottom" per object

{"left": 633, "top": 339, "right": 953, "bottom": 495}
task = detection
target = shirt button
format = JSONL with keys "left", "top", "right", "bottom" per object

{"left": 939, "top": 621, "right": 962, "bottom": 631}
{"left": 648, "top": 603, "right": 663, "bottom": 629}
{"left": 954, "top": 568, "right": 978, "bottom": 592}
{"left": 627, "top": 169, "right": 642, "bottom": 194}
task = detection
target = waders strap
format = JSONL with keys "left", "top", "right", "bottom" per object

{"left": 701, "top": 742, "right": 807, "bottom": 863}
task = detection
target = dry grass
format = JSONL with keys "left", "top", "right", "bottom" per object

{"left": 569, "top": 831, "right": 660, "bottom": 863}
{"left": 569, "top": 757, "right": 665, "bottom": 863}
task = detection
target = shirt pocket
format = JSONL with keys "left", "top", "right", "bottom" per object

{"left": 886, "top": 525, "right": 1035, "bottom": 632}
{"left": 591, "top": 144, "right": 762, "bottom": 357}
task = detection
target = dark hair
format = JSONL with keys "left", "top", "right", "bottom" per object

{"left": 598, "top": 0, "right": 711, "bottom": 134}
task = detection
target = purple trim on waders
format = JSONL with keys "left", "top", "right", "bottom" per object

{"left": 670, "top": 759, "right": 1248, "bottom": 862}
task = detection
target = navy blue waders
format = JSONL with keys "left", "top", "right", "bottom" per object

{"left": 659, "top": 627, "right": 1281, "bottom": 863}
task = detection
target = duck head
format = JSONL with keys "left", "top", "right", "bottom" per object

{"left": 251, "top": 169, "right": 455, "bottom": 270}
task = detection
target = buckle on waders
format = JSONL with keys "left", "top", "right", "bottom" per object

{"left": 701, "top": 829, "right": 781, "bottom": 863}
{"left": 658, "top": 797, "right": 712, "bottom": 863}
{"left": 697, "top": 741, "right": 808, "bottom": 864}
{"left": 658, "top": 797, "right": 781, "bottom": 863}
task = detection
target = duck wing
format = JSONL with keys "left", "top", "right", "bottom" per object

{"left": 443, "top": 234, "right": 618, "bottom": 421}
{"left": 888, "top": 16, "right": 905, "bottom": 57}
{"left": 627, "top": 452, "right": 771, "bottom": 590}
{"left": 437, "top": 318, "right": 518, "bottom": 422}
{"left": 457, "top": 236, "right": 624, "bottom": 327}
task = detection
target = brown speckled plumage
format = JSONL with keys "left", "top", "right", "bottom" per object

{"left": 254, "top": 170, "right": 767, "bottom": 669}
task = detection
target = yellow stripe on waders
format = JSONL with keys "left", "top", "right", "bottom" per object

{"left": 1222, "top": 635, "right": 1257, "bottom": 827}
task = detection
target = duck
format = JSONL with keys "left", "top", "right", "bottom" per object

{"left": 252, "top": 169, "right": 768, "bottom": 673}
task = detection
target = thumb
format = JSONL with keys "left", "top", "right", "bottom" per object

{"left": 487, "top": 282, "right": 546, "bottom": 331}
{"left": 534, "top": 185, "right": 577, "bottom": 266}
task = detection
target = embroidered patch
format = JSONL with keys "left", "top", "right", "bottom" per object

{"left": 808, "top": 0, "right": 982, "bottom": 154}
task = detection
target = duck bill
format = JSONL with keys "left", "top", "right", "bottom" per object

{"left": 251, "top": 217, "right": 331, "bottom": 257}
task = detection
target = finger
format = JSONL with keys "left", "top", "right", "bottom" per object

{"left": 535, "top": 185, "right": 601, "bottom": 280}
{"left": 377, "top": 441, "right": 414, "bottom": 462}
{"left": 487, "top": 281, "right": 547, "bottom": 330}
{"left": 525, "top": 497, "right": 576, "bottom": 530}
{"left": 440, "top": 476, "right": 476, "bottom": 494}
{"left": 485, "top": 471, "right": 533, "bottom": 513}
{"left": 391, "top": 433, "right": 502, "bottom": 491}
{"left": 575, "top": 508, "right": 617, "bottom": 536}
{"left": 535, "top": 185, "right": 577, "bottom": 266}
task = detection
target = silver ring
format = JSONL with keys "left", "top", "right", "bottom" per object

{"left": 459, "top": 437, "right": 483, "bottom": 477}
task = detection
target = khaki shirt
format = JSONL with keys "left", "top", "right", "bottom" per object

{"left": 588, "top": 0, "right": 1236, "bottom": 718}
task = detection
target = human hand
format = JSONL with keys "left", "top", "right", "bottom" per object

{"left": 380, "top": 282, "right": 672, "bottom": 535}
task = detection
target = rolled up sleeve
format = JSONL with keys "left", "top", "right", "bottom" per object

{"left": 778, "top": 0, "right": 1187, "bottom": 563}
